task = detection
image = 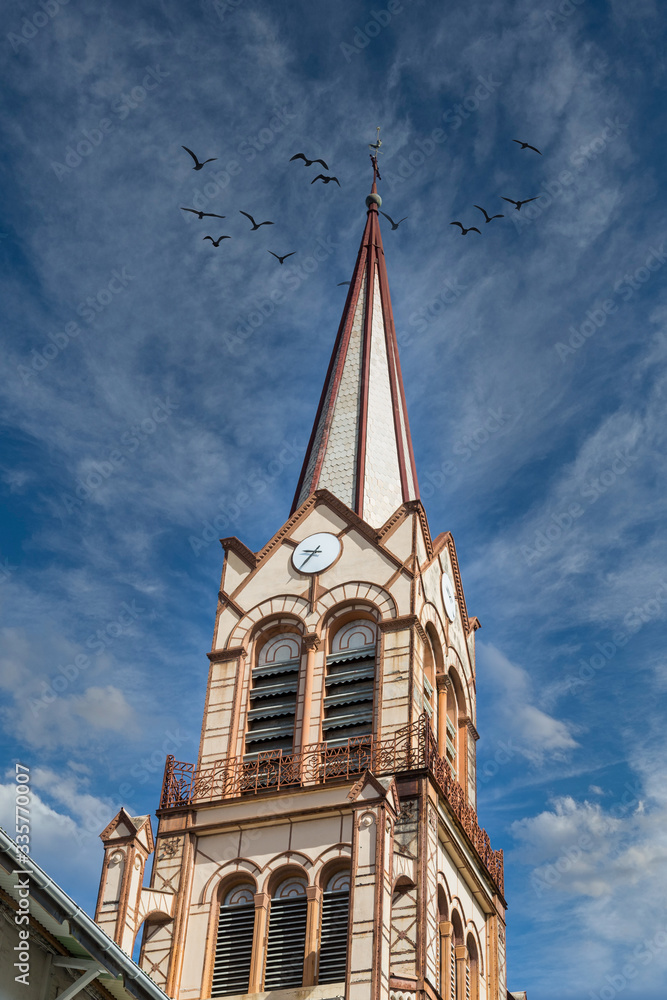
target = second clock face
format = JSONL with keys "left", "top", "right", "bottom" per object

{"left": 292, "top": 532, "right": 341, "bottom": 574}
{"left": 441, "top": 572, "right": 457, "bottom": 621}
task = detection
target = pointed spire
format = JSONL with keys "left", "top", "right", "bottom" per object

{"left": 292, "top": 141, "right": 419, "bottom": 527}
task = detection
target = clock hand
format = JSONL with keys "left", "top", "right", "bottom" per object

{"left": 299, "top": 546, "right": 321, "bottom": 568}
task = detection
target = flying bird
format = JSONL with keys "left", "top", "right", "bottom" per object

{"left": 311, "top": 174, "right": 340, "bottom": 186}
{"left": 181, "top": 146, "right": 217, "bottom": 170}
{"left": 239, "top": 211, "right": 274, "bottom": 230}
{"left": 450, "top": 222, "right": 481, "bottom": 235}
{"left": 268, "top": 251, "right": 296, "bottom": 265}
{"left": 290, "top": 153, "right": 329, "bottom": 170}
{"left": 203, "top": 236, "right": 231, "bottom": 246}
{"left": 474, "top": 205, "right": 504, "bottom": 223}
{"left": 501, "top": 197, "right": 541, "bottom": 211}
{"left": 337, "top": 281, "right": 351, "bottom": 286}
{"left": 512, "top": 139, "right": 542, "bottom": 155}
{"left": 181, "top": 208, "right": 225, "bottom": 219}
{"left": 380, "top": 212, "right": 408, "bottom": 230}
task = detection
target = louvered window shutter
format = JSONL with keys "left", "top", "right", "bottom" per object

{"left": 264, "top": 878, "right": 308, "bottom": 990}
{"left": 450, "top": 940, "right": 457, "bottom": 1000}
{"left": 324, "top": 622, "right": 376, "bottom": 745}
{"left": 318, "top": 871, "right": 350, "bottom": 983}
{"left": 245, "top": 635, "right": 301, "bottom": 757}
{"left": 211, "top": 885, "right": 255, "bottom": 997}
{"left": 465, "top": 959, "right": 471, "bottom": 1000}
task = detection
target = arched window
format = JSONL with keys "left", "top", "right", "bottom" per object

{"left": 323, "top": 620, "right": 376, "bottom": 745}
{"left": 450, "top": 910, "right": 464, "bottom": 1000}
{"left": 423, "top": 634, "right": 436, "bottom": 726}
{"left": 264, "top": 876, "right": 308, "bottom": 990}
{"left": 437, "top": 887, "right": 449, "bottom": 996}
{"left": 245, "top": 633, "right": 301, "bottom": 757}
{"left": 466, "top": 934, "right": 479, "bottom": 1000}
{"left": 211, "top": 882, "right": 255, "bottom": 997}
{"left": 318, "top": 870, "right": 350, "bottom": 983}
{"left": 445, "top": 675, "right": 459, "bottom": 778}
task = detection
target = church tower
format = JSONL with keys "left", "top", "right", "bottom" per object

{"left": 95, "top": 156, "right": 508, "bottom": 1000}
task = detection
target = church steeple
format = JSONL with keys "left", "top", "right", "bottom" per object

{"left": 291, "top": 151, "right": 419, "bottom": 528}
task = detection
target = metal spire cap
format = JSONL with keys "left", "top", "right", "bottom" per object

{"left": 366, "top": 192, "right": 382, "bottom": 207}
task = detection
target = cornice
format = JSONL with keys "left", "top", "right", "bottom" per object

{"left": 207, "top": 645, "right": 248, "bottom": 663}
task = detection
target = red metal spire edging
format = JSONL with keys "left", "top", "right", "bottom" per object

{"left": 290, "top": 141, "right": 420, "bottom": 523}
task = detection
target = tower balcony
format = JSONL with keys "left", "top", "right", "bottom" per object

{"left": 159, "top": 714, "right": 504, "bottom": 896}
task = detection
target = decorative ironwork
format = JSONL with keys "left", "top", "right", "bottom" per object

{"left": 159, "top": 715, "right": 504, "bottom": 895}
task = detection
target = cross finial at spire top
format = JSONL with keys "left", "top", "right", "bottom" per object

{"left": 368, "top": 126, "right": 382, "bottom": 190}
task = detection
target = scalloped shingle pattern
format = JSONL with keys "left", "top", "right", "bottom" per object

{"left": 362, "top": 269, "right": 404, "bottom": 526}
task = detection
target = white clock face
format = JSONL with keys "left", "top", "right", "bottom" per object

{"left": 441, "top": 572, "right": 457, "bottom": 621}
{"left": 292, "top": 532, "right": 341, "bottom": 575}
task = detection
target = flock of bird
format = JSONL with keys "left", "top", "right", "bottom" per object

{"left": 449, "top": 138, "right": 542, "bottom": 235}
{"left": 179, "top": 145, "right": 344, "bottom": 264}
{"left": 179, "top": 136, "right": 543, "bottom": 269}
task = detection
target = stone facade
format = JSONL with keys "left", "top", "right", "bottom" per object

{"left": 95, "top": 186, "right": 509, "bottom": 1000}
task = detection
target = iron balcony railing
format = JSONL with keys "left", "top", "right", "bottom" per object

{"left": 159, "top": 713, "right": 504, "bottom": 896}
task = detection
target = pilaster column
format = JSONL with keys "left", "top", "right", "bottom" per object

{"left": 303, "top": 884, "right": 322, "bottom": 985}
{"left": 436, "top": 677, "right": 449, "bottom": 757}
{"left": 301, "top": 633, "right": 321, "bottom": 750}
{"left": 248, "top": 892, "right": 270, "bottom": 993}
{"left": 439, "top": 920, "right": 453, "bottom": 998}
{"left": 455, "top": 945, "right": 467, "bottom": 1000}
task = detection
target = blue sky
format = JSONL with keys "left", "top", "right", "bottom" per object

{"left": 1, "top": 0, "right": 666, "bottom": 996}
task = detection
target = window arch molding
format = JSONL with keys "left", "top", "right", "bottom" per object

{"left": 214, "top": 872, "right": 258, "bottom": 906}
{"left": 316, "top": 856, "right": 351, "bottom": 892}
{"left": 465, "top": 924, "right": 484, "bottom": 977}
{"left": 201, "top": 859, "right": 261, "bottom": 907}
{"left": 249, "top": 615, "right": 305, "bottom": 651}
{"left": 228, "top": 597, "right": 310, "bottom": 648}
{"left": 265, "top": 862, "right": 312, "bottom": 897}
{"left": 321, "top": 602, "right": 380, "bottom": 640}
{"left": 315, "top": 584, "right": 396, "bottom": 629}
{"left": 446, "top": 646, "right": 474, "bottom": 716}
{"left": 420, "top": 603, "right": 448, "bottom": 666}
{"left": 425, "top": 621, "right": 445, "bottom": 676}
